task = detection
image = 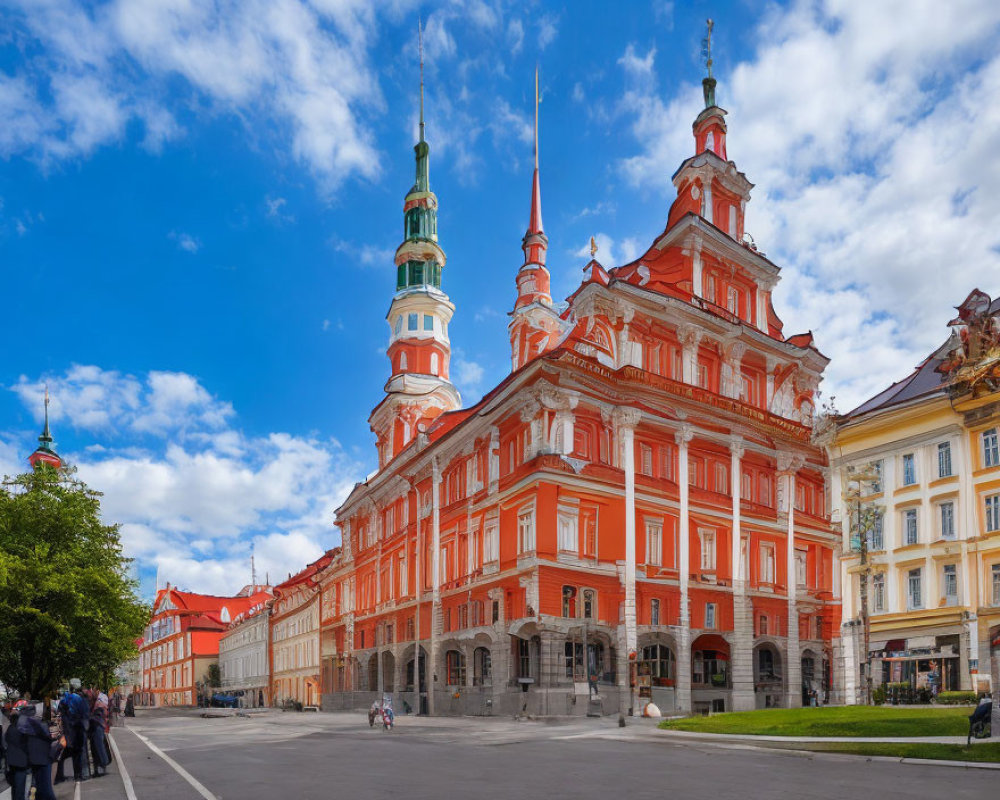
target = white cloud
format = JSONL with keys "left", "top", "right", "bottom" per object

{"left": 170, "top": 231, "right": 201, "bottom": 253}
{"left": 265, "top": 195, "right": 294, "bottom": 223}
{"left": 453, "top": 356, "right": 486, "bottom": 402}
{"left": 537, "top": 15, "right": 558, "bottom": 50}
{"left": 507, "top": 19, "right": 524, "bottom": 55}
{"left": 614, "top": 0, "right": 1000, "bottom": 410}
{"left": 2, "top": 0, "right": 383, "bottom": 188}
{"left": 329, "top": 234, "right": 394, "bottom": 268}
{"left": 7, "top": 365, "right": 362, "bottom": 597}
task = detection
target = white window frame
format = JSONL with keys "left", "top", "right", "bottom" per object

{"left": 986, "top": 494, "right": 1000, "bottom": 533}
{"left": 639, "top": 443, "right": 653, "bottom": 476}
{"left": 558, "top": 510, "right": 578, "bottom": 552}
{"left": 901, "top": 453, "right": 916, "bottom": 486}
{"left": 904, "top": 508, "right": 918, "bottom": 546}
{"left": 993, "top": 564, "right": 1000, "bottom": 607}
{"left": 646, "top": 521, "right": 663, "bottom": 567}
{"left": 943, "top": 564, "right": 958, "bottom": 605}
{"left": 699, "top": 528, "right": 716, "bottom": 571}
{"left": 484, "top": 521, "right": 499, "bottom": 563}
{"left": 907, "top": 568, "right": 922, "bottom": 610}
{"left": 937, "top": 441, "right": 952, "bottom": 478}
{"left": 872, "top": 573, "right": 885, "bottom": 612}
{"left": 518, "top": 508, "right": 536, "bottom": 554}
{"left": 984, "top": 428, "right": 1000, "bottom": 468}
{"left": 760, "top": 542, "right": 775, "bottom": 584}
{"left": 940, "top": 501, "right": 955, "bottom": 540}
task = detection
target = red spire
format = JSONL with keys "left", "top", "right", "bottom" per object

{"left": 521, "top": 66, "right": 547, "bottom": 268}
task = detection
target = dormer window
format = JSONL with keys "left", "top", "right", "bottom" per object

{"left": 705, "top": 131, "right": 714, "bottom": 152}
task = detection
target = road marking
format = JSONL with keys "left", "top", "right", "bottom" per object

{"left": 74, "top": 779, "right": 81, "bottom": 800}
{"left": 125, "top": 726, "right": 218, "bottom": 800}
{"left": 108, "top": 730, "right": 138, "bottom": 800}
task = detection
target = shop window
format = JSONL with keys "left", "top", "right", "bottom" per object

{"left": 640, "top": 644, "right": 674, "bottom": 683}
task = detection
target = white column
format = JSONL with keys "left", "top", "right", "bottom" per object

{"left": 616, "top": 408, "right": 641, "bottom": 713}
{"left": 781, "top": 456, "right": 804, "bottom": 708}
{"left": 675, "top": 424, "right": 695, "bottom": 714}
{"left": 429, "top": 459, "right": 441, "bottom": 715}
{"left": 730, "top": 436, "right": 744, "bottom": 585}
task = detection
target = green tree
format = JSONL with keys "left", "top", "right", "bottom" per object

{"left": 0, "top": 464, "right": 149, "bottom": 697}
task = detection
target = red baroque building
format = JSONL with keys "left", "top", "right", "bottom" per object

{"left": 139, "top": 585, "right": 271, "bottom": 707}
{"left": 317, "top": 53, "right": 841, "bottom": 716}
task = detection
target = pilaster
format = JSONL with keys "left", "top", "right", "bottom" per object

{"left": 675, "top": 424, "right": 695, "bottom": 714}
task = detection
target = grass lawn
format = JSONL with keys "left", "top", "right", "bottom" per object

{"left": 793, "top": 741, "right": 1000, "bottom": 763}
{"left": 658, "top": 706, "right": 974, "bottom": 737}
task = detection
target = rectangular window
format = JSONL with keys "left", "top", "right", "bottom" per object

{"left": 660, "top": 445, "right": 675, "bottom": 481}
{"left": 873, "top": 573, "right": 885, "bottom": 612}
{"left": 795, "top": 551, "right": 806, "bottom": 587}
{"left": 940, "top": 502, "right": 955, "bottom": 540}
{"left": 705, "top": 275, "right": 716, "bottom": 303}
{"left": 902, "top": 453, "right": 916, "bottom": 486}
{"left": 407, "top": 313, "right": 418, "bottom": 331}
{"left": 987, "top": 495, "right": 1000, "bottom": 532}
{"left": 871, "top": 460, "right": 883, "bottom": 494}
{"left": 904, "top": 509, "right": 918, "bottom": 545}
{"left": 639, "top": 444, "right": 653, "bottom": 476}
{"left": 726, "top": 286, "right": 739, "bottom": 315}
{"left": 993, "top": 564, "right": 1000, "bottom": 606}
{"left": 650, "top": 598, "right": 660, "bottom": 626}
{"left": 518, "top": 509, "right": 535, "bottom": 554}
{"left": 699, "top": 529, "right": 716, "bottom": 571}
{"left": 985, "top": 428, "right": 1000, "bottom": 468}
{"left": 908, "top": 568, "right": 922, "bottom": 610}
{"left": 646, "top": 522, "right": 662, "bottom": 567}
{"left": 697, "top": 363, "right": 709, "bottom": 389}
{"left": 484, "top": 522, "right": 498, "bottom": 563}
{"left": 705, "top": 603, "right": 717, "bottom": 630}
{"left": 759, "top": 614, "right": 769, "bottom": 636}
{"left": 943, "top": 564, "right": 958, "bottom": 604}
{"left": 870, "top": 512, "right": 884, "bottom": 551}
{"left": 937, "top": 442, "right": 952, "bottom": 478}
{"left": 714, "top": 463, "right": 728, "bottom": 494}
{"left": 423, "top": 314, "right": 434, "bottom": 331}
{"left": 558, "top": 512, "right": 578, "bottom": 552}
{"left": 760, "top": 542, "right": 775, "bottom": 584}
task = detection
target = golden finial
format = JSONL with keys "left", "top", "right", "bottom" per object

{"left": 590, "top": 235, "right": 598, "bottom": 258}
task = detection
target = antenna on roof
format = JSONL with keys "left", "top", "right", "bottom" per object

{"left": 702, "top": 18, "right": 714, "bottom": 79}
{"left": 418, "top": 16, "right": 425, "bottom": 144}
{"left": 251, "top": 542, "right": 257, "bottom": 589}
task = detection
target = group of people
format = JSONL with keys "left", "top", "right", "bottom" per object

{"left": 2, "top": 678, "right": 118, "bottom": 798}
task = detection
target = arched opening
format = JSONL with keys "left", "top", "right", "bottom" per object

{"left": 801, "top": 649, "right": 819, "bottom": 707}
{"left": 691, "top": 634, "right": 730, "bottom": 689}
{"left": 381, "top": 651, "right": 395, "bottom": 693}
{"left": 473, "top": 646, "right": 492, "bottom": 686}
{"left": 404, "top": 647, "right": 428, "bottom": 692}
{"left": 511, "top": 634, "right": 541, "bottom": 683}
{"left": 445, "top": 649, "right": 466, "bottom": 686}
{"left": 367, "top": 656, "right": 379, "bottom": 692}
{"left": 639, "top": 643, "right": 676, "bottom": 687}
{"left": 754, "top": 642, "right": 783, "bottom": 708}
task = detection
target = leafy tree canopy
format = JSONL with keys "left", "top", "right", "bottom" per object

{"left": 0, "top": 464, "right": 149, "bottom": 698}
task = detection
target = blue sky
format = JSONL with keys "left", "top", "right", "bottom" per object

{"left": 2, "top": 0, "right": 1000, "bottom": 597}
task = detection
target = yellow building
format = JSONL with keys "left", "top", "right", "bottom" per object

{"left": 828, "top": 290, "right": 1000, "bottom": 702}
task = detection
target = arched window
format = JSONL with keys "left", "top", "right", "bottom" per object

{"left": 220, "top": 607, "right": 230, "bottom": 623}
{"left": 399, "top": 352, "right": 408, "bottom": 371}
{"left": 445, "top": 650, "right": 466, "bottom": 686}
{"left": 705, "top": 131, "right": 714, "bottom": 152}
{"left": 473, "top": 647, "right": 491, "bottom": 686}
{"left": 582, "top": 589, "right": 596, "bottom": 620}
{"left": 640, "top": 644, "right": 675, "bottom": 684}
{"left": 430, "top": 352, "right": 439, "bottom": 374}
{"left": 561, "top": 585, "right": 577, "bottom": 617}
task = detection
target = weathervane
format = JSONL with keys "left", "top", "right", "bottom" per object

{"left": 418, "top": 16, "right": 425, "bottom": 143}
{"left": 590, "top": 235, "right": 598, "bottom": 258}
{"left": 702, "top": 18, "right": 714, "bottom": 78}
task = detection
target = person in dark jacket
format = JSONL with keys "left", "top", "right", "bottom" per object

{"left": 4, "top": 700, "right": 57, "bottom": 800}
{"left": 86, "top": 690, "right": 110, "bottom": 777}
{"left": 54, "top": 680, "right": 89, "bottom": 783}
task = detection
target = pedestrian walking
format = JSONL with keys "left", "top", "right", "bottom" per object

{"left": 4, "top": 700, "right": 57, "bottom": 800}
{"left": 86, "top": 690, "right": 110, "bottom": 777}
{"left": 54, "top": 678, "right": 89, "bottom": 784}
